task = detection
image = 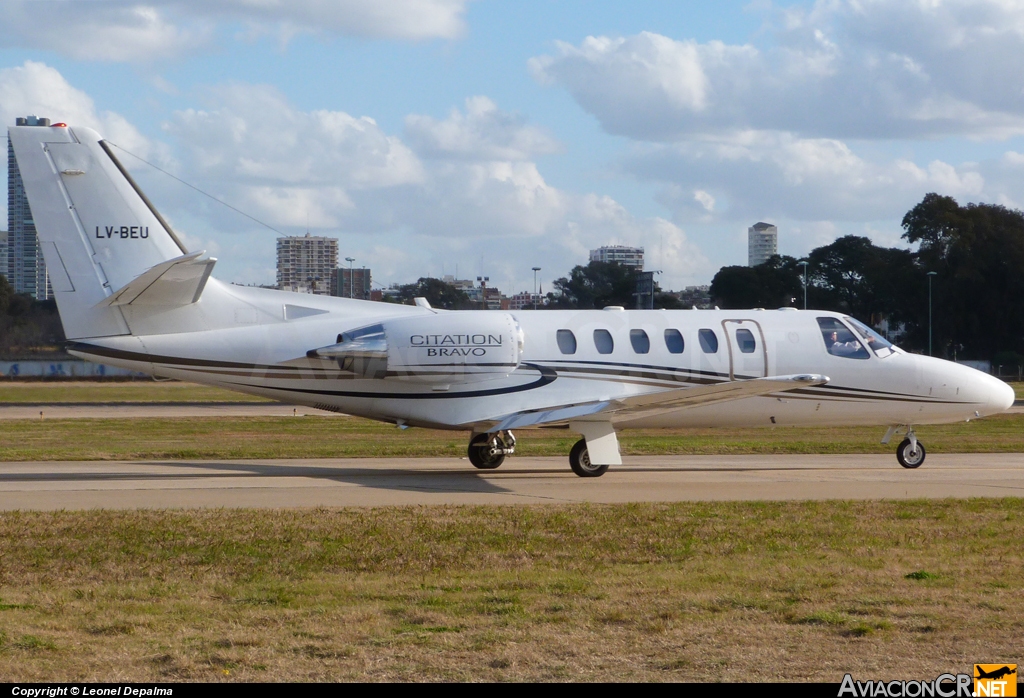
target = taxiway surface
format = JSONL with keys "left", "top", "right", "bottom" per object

{"left": 2, "top": 453, "right": 1023, "bottom": 509}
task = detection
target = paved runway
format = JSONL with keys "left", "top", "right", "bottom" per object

{"left": 1, "top": 453, "right": 1022, "bottom": 509}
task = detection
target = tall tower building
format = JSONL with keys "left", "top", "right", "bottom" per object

{"left": 8, "top": 116, "right": 51, "bottom": 299}
{"left": 747, "top": 222, "right": 778, "bottom": 267}
{"left": 276, "top": 233, "right": 339, "bottom": 295}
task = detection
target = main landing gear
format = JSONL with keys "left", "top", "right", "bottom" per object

{"left": 468, "top": 431, "right": 516, "bottom": 469}
{"left": 466, "top": 430, "right": 616, "bottom": 478}
{"left": 882, "top": 426, "right": 926, "bottom": 469}
{"left": 569, "top": 439, "right": 610, "bottom": 478}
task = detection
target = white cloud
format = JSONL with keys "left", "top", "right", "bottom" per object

{"left": 531, "top": 1, "right": 1024, "bottom": 141}
{"left": 0, "top": 61, "right": 152, "bottom": 157}
{"left": 631, "top": 130, "right": 988, "bottom": 222}
{"left": 0, "top": 3, "right": 210, "bottom": 62}
{"left": 0, "top": 0, "right": 471, "bottom": 61}
{"left": 157, "top": 83, "right": 710, "bottom": 287}
{"left": 693, "top": 190, "right": 715, "bottom": 212}
{"left": 166, "top": 83, "right": 424, "bottom": 200}
{"left": 405, "top": 96, "right": 561, "bottom": 161}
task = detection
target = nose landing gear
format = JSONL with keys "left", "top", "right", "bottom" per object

{"left": 468, "top": 431, "right": 516, "bottom": 469}
{"left": 896, "top": 436, "right": 926, "bottom": 469}
{"left": 883, "top": 426, "right": 926, "bottom": 469}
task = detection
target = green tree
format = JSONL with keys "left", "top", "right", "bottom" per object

{"left": 0, "top": 273, "right": 66, "bottom": 357}
{"left": 547, "top": 261, "right": 638, "bottom": 309}
{"left": 806, "top": 236, "right": 922, "bottom": 326}
{"left": 388, "top": 277, "right": 473, "bottom": 310}
{"left": 710, "top": 255, "right": 803, "bottom": 309}
{"left": 902, "top": 193, "right": 1024, "bottom": 360}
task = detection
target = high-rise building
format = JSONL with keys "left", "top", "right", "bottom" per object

{"left": 335, "top": 267, "right": 371, "bottom": 300}
{"left": 748, "top": 222, "right": 778, "bottom": 267}
{"left": 0, "top": 230, "right": 7, "bottom": 278}
{"left": 8, "top": 116, "right": 51, "bottom": 300}
{"left": 276, "top": 233, "right": 338, "bottom": 295}
{"left": 590, "top": 245, "right": 644, "bottom": 269}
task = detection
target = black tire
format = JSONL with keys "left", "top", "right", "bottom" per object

{"left": 569, "top": 438, "right": 609, "bottom": 478}
{"left": 896, "top": 438, "right": 926, "bottom": 469}
{"left": 468, "top": 433, "right": 504, "bottom": 469}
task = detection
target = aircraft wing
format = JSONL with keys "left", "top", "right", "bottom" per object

{"left": 484, "top": 373, "right": 828, "bottom": 432}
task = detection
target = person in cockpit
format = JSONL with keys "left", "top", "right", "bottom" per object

{"left": 828, "top": 330, "right": 861, "bottom": 356}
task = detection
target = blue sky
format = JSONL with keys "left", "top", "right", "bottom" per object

{"left": 4, "top": 0, "right": 1024, "bottom": 295}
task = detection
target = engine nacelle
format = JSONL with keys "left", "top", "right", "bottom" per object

{"left": 310, "top": 312, "right": 523, "bottom": 383}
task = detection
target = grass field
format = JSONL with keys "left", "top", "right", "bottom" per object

{"left": 0, "top": 501, "right": 1020, "bottom": 681}
{"left": 2, "top": 412, "right": 1023, "bottom": 462}
{"left": 0, "top": 381, "right": 273, "bottom": 404}
{"left": 1, "top": 381, "right": 1020, "bottom": 682}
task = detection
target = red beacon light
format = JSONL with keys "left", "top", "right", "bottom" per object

{"left": 51, "top": 122, "right": 67, "bottom": 127}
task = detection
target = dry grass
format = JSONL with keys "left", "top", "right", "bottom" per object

{"left": 0, "top": 501, "right": 1020, "bottom": 681}
{"left": 0, "top": 381, "right": 272, "bottom": 404}
{"left": 1, "top": 412, "right": 1022, "bottom": 462}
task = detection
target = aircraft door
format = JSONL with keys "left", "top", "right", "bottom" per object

{"left": 722, "top": 320, "right": 768, "bottom": 380}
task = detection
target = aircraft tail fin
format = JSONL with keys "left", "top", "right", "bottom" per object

{"left": 9, "top": 123, "right": 192, "bottom": 339}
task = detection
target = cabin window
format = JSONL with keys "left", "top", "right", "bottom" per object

{"left": 629, "top": 329, "right": 650, "bottom": 354}
{"left": 699, "top": 329, "right": 719, "bottom": 354}
{"left": 664, "top": 329, "right": 685, "bottom": 354}
{"left": 556, "top": 329, "right": 577, "bottom": 355}
{"left": 736, "top": 328, "right": 757, "bottom": 353}
{"left": 594, "top": 329, "right": 614, "bottom": 355}
{"left": 816, "top": 317, "right": 869, "bottom": 359}
{"left": 844, "top": 316, "right": 895, "bottom": 358}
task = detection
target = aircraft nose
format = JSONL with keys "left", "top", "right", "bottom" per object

{"left": 986, "top": 376, "right": 1016, "bottom": 415}
{"left": 969, "top": 370, "right": 1016, "bottom": 416}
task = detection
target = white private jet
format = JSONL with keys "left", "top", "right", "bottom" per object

{"left": 10, "top": 123, "right": 1016, "bottom": 476}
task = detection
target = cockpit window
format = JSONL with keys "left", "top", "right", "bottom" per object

{"left": 816, "top": 317, "right": 870, "bottom": 359}
{"left": 844, "top": 316, "right": 896, "bottom": 358}
{"left": 556, "top": 329, "right": 577, "bottom": 355}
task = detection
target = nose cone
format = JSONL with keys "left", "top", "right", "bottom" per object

{"left": 964, "top": 367, "right": 1016, "bottom": 416}
{"left": 985, "top": 376, "right": 1017, "bottom": 416}
{"left": 933, "top": 358, "right": 1016, "bottom": 417}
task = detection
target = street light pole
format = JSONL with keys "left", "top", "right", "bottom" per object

{"left": 927, "top": 271, "right": 937, "bottom": 356}
{"left": 532, "top": 267, "right": 541, "bottom": 310}
{"left": 345, "top": 257, "right": 355, "bottom": 299}
{"left": 798, "top": 260, "right": 809, "bottom": 310}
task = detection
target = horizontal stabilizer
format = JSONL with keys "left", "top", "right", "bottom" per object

{"left": 484, "top": 373, "right": 828, "bottom": 432}
{"left": 97, "top": 251, "right": 216, "bottom": 307}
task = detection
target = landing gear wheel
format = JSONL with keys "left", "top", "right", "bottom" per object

{"left": 569, "top": 438, "right": 609, "bottom": 478}
{"left": 468, "top": 433, "right": 505, "bottom": 469}
{"left": 896, "top": 438, "right": 926, "bottom": 469}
